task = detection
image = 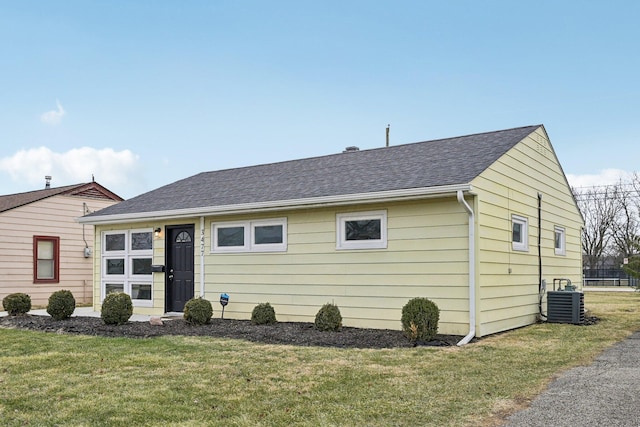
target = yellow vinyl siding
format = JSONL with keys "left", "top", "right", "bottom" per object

{"left": 128, "top": 199, "right": 469, "bottom": 336}
{"left": 201, "top": 201, "right": 469, "bottom": 334}
{"left": 0, "top": 195, "right": 118, "bottom": 307}
{"left": 472, "top": 126, "right": 583, "bottom": 336}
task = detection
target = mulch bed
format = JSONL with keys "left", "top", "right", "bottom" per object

{"left": 0, "top": 314, "right": 464, "bottom": 349}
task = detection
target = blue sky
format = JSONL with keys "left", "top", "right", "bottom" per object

{"left": 1, "top": 1, "right": 638, "bottom": 199}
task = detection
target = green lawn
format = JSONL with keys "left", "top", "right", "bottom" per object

{"left": 1, "top": 292, "right": 639, "bottom": 427}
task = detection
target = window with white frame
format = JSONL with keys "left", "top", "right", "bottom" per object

{"left": 336, "top": 210, "right": 387, "bottom": 250}
{"left": 554, "top": 226, "right": 566, "bottom": 256}
{"left": 101, "top": 229, "right": 153, "bottom": 306}
{"left": 211, "top": 218, "right": 287, "bottom": 253}
{"left": 511, "top": 215, "right": 529, "bottom": 252}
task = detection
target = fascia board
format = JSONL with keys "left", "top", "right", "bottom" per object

{"left": 78, "top": 184, "right": 473, "bottom": 225}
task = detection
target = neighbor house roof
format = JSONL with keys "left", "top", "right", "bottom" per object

{"left": 0, "top": 182, "right": 123, "bottom": 214}
{"left": 80, "top": 125, "right": 541, "bottom": 223}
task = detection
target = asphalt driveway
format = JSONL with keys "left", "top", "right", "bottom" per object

{"left": 502, "top": 331, "right": 640, "bottom": 426}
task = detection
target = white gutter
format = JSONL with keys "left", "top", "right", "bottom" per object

{"left": 78, "top": 184, "right": 472, "bottom": 225}
{"left": 456, "top": 190, "right": 476, "bottom": 346}
{"left": 199, "top": 216, "right": 205, "bottom": 297}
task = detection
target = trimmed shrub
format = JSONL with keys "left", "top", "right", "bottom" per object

{"left": 401, "top": 297, "right": 440, "bottom": 342}
{"left": 47, "top": 290, "right": 76, "bottom": 320}
{"left": 315, "top": 303, "right": 342, "bottom": 331}
{"left": 184, "top": 297, "right": 213, "bottom": 325}
{"left": 101, "top": 292, "right": 133, "bottom": 325}
{"left": 251, "top": 302, "right": 277, "bottom": 325}
{"left": 2, "top": 293, "right": 31, "bottom": 316}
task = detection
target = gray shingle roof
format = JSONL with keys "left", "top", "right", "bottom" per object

{"left": 86, "top": 125, "right": 540, "bottom": 218}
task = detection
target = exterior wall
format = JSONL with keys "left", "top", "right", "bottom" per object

{"left": 94, "top": 199, "right": 473, "bottom": 335}
{"left": 91, "top": 219, "right": 185, "bottom": 316}
{"left": 0, "top": 195, "right": 120, "bottom": 308}
{"left": 471, "top": 126, "right": 584, "bottom": 336}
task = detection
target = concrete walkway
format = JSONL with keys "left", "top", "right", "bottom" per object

{"left": 502, "top": 331, "right": 640, "bottom": 426}
{"left": 0, "top": 306, "right": 155, "bottom": 322}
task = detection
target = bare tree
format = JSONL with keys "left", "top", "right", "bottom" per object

{"left": 574, "top": 185, "right": 620, "bottom": 270}
{"left": 611, "top": 179, "right": 640, "bottom": 259}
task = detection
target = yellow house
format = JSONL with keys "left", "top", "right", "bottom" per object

{"left": 0, "top": 180, "right": 123, "bottom": 307}
{"left": 79, "top": 125, "right": 583, "bottom": 341}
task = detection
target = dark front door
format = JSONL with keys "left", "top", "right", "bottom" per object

{"left": 166, "top": 225, "right": 195, "bottom": 312}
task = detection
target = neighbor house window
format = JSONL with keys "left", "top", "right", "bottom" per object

{"left": 33, "top": 236, "right": 60, "bottom": 283}
{"left": 101, "top": 229, "right": 153, "bottom": 306}
{"left": 554, "top": 226, "right": 566, "bottom": 256}
{"left": 212, "top": 218, "right": 287, "bottom": 253}
{"left": 336, "top": 210, "right": 387, "bottom": 250}
{"left": 512, "top": 215, "right": 529, "bottom": 252}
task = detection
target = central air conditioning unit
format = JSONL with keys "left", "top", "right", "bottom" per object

{"left": 547, "top": 278, "right": 585, "bottom": 325}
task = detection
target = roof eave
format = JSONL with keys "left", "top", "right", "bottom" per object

{"left": 77, "top": 184, "right": 474, "bottom": 225}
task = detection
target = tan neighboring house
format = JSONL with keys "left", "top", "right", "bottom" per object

{"left": 0, "top": 180, "right": 123, "bottom": 308}
{"left": 79, "top": 125, "right": 583, "bottom": 342}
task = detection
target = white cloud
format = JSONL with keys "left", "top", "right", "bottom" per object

{"left": 40, "top": 100, "right": 66, "bottom": 125}
{"left": 0, "top": 146, "right": 140, "bottom": 194}
{"left": 566, "top": 169, "right": 635, "bottom": 189}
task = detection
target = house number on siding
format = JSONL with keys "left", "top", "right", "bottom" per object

{"left": 200, "top": 228, "right": 205, "bottom": 255}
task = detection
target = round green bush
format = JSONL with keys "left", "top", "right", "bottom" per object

{"left": 401, "top": 297, "right": 440, "bottom": 342}
{"left": 251, "top": 302, "right": 277, "bottom": 325}
{"left": 46, "top": 290, "right": 76, "bottom": 320}
{"left": 2, "top": 293, "right": 31, "bottom": 316}
{"left": 315, "top": 303, "right": 342, "bottom": 331}
{"left": 101, "top": 292, "right": 133, "bottom": 325}
{"left": 184, "top": 297, "right": 213, "bottom": 325}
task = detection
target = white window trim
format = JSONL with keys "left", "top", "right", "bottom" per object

{"left": 512, "top": 215, "right": 529, "bottom": 252}
{"left": 101, "top": 229, "right": 153, "bottom": 307}
{"left": 211, "top": 218, "right": 287, "bottom": 253}
{"left": 212, "top": 222, "right": 249, "bottom": 252}
{"left": 554, "top": 226, "right": 566, "bottom": 256}
{"left": 251, "top": 218, "right": 288, "bottom": 252}
{"left": 336, "top": 210, "right": 388, "bottom": 250}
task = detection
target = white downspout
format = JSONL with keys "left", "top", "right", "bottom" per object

{"left": 200, "top": 216, "right": 205, "bottom": 297}
{"left": 457, "top": 190, "right": 476, "bottom": 346}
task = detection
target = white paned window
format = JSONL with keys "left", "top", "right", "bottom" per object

{"left": 512, "top": 215, "right": 529, "bottom": 252}
{"left": 101, "top": 229, "right": 153, "bottom": 306}
{"left": 336, "top": 210, "right": 387, "bottom": 250}
{"left": 211, "top": 218, "right": 287, "bottom": 253}
{"left": 554, "top": 226, "right": 566, "bottom": 256}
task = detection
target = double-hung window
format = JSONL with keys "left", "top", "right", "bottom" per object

{"left": 554, "top": 226, "right": 566, "bottom": 256}
{"left": 512, "top": 215, "right": 529, "bottom": 252}
{"left": 212, "top": 218, "right": 287, "bottom": 253}
{"left": 33, "top": 236, "right": 60, "bottom": 283}
{"left": 336, "top": 210, "right": 387, "bottom": 250}
{"left": 102, "top": 229, "right": 153, "bottom": 306}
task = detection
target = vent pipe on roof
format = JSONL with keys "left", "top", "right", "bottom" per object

{"left": 386, "top": 124, "right": 390, "bottom": 147}
{"left": 343, "top": 146, "right": 359, "bottom": 153}
{"left": 45, "top": 176, "right": 52, "bottom": 189}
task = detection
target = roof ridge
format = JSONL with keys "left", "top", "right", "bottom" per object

{"left": 194, "top": 124, "right": 541, "bottom": 177}
{"left": 0, "top": 183, "right": 86, "bottom": 198}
